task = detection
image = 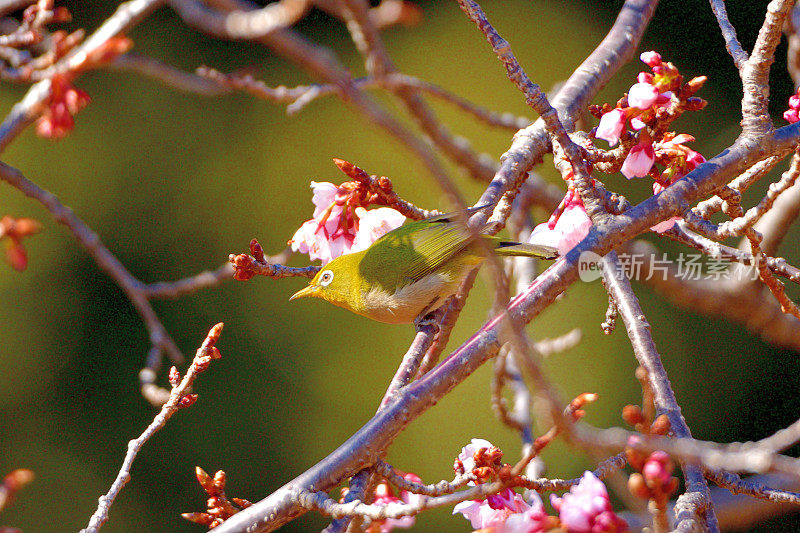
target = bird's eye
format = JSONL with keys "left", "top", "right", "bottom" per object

{"left": 319, "top": 269, "right": 334, "bottom": 286}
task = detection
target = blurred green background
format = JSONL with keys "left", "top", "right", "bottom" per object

{"left": 1, "top": 0, "right": 798, "bottom": 531}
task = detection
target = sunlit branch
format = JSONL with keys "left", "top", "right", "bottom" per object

{"left": 601, "top": 251, "right": 718, "bottom": 530}
{"left": 80, "top": 324, "right": 224, "bottom": 533}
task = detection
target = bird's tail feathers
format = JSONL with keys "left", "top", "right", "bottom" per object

{"left": 494, "top": 241, "right": 558, "bottom": 259}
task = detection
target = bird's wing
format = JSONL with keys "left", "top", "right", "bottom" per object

{"left": 402, "top": 220, "right": 476, "bottom": 283}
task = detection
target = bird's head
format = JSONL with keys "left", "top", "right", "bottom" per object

{"left": 289, "top": 254, "right": 359, "bottom": 310}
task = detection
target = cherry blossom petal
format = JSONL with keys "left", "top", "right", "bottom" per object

{"left": 309, "top": 181, "right": 339, "bottom": 217}
{"left": 497, "top": 492, "right": 548, "bottom": 533}
{"left": 784, "top": 109, "right": 799, "bottom": 123}
{"left": 621, "top": 142, "right": 655, "bottom": 179}
{"left": 289, "top": 219, "right": 320, "bottom": 256}
{"left": 628, "top": 82, "right": 660, "bottom": 110}
{"left": 596, "top": 108, "right": 626, "bottom": 146}
{"left": 351, "top": 207, "right": 406, "bottom": 253}
{"left": 630, "top": 116, "right": 646, "bottom": 130}
{"left": 528, "top": 194, "right": 592, "bottom": 256}
{"left": 453, "top": 499, "right": 510, "bottom": 529}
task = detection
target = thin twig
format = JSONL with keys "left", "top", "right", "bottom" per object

{"left": 705, "top": 470, "right": 800, "bottom": 504}
{"left": 80, "top": 323, "right": 224, "bottom": 533}
{"left": 693, "top": 155, "right": 783, "bottom": 219}
{"left": 339, "top": 0, "right": 497, "bottom": 184}
{"left": 709, "top": 0, "right": 749, "bottom": 68}
{"left": 139, "top": 262, "right": 235, "bottom": 299}
{"left": 746, "top": 229, "right": 800, "bottom": 320}
{"left": 374, "top": 461, "right": 474, "bottom": 497}
{"left": 110, "top": 53, "right": 233, "bottom": 96}
{"left": 199, "top": 67, "right": 530, "bottom": 129}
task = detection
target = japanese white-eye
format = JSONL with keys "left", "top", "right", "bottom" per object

{"left": 289, "top": 211, "right": 558, "bottom": 323}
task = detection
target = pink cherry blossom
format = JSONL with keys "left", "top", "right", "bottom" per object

{"left": 621, "top": 141, "right": 655, "bottom": 179}
{"left": 629, "top": 116, "right": 646, "bottom": 130}
{"left": 309, "top": 181, "right": 339, "bottom": 217}
{"left": 640, "top": 51, "right": 662, "bottom": 67}
{"left": 650, "top": 217, "right": 679, "bottom": 233}
{"left": 596, "top": 108, "right": 627, "bottom": 146}
{"left": 550, "top": 472, "right": 628, "bottom": 533}
{"left": 686, "top": 149, "right": 705, "bottom": 170}
{"left": 528, "top": 189, "right": 592, "bottom": 255}
{"left": 453, "top": 489, "right": 536, "bottom": 530}
{"left": 289, "top": 217, "right": 353, "bottom": 264}
{"left": 351, "top": 207, "right": 406, "bottom": 253}
{"left": 657, "top": 91, "right": 673, "bottom": 104}
{"left": 657, "top": 134, "right": 704, "bottom": 177}
{"left": 665, "top": 133, "right": 693, "bottom": 145}
{"left": 628, "top": 82, "right": 660, "bottom": 110}
{"left": 289, "top": 181, "right": 405, "bottom": 264}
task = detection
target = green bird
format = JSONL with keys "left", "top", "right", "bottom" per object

{"left": 289, "top": 211, "right": 558, "bottom": 323}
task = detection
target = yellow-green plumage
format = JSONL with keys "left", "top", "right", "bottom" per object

{"left": 290, "top": 212, "right": 558, "bottom": 323}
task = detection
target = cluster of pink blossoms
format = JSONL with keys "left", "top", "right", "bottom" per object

{"left": 452, "top": 439, "right": 627, "bottom": 532}
{"left": 289, "top": 181, "right": 405, "bottom": 264}
{"left": 594, "top": 51, "right": 706, "bottom": 233}
{"left": 596, "top": 51, "right": 675, "bottom": 178}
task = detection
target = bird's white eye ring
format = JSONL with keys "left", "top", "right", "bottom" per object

{"left": 319, "top": 269, "right": 334, "bottom": 286}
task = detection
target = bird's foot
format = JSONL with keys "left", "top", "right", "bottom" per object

{"left": 414, "top": 312, "right": 439, "bottom": 330}
{"left": 413, "top": 298, "right": 444, "bottom": 331}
